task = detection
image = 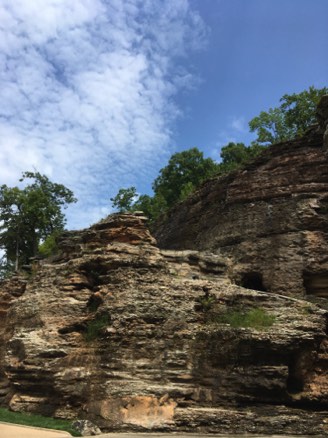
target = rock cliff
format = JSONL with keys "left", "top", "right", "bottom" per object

{"left": 0, "top": 213, "right": 328, "bottom": 435}
{"left": 155, "top": 97, "right": 328, "bottom": 299}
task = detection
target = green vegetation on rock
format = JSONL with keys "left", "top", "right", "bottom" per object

{"left": 38, "top": 231, "right": 61, "bottom": 258}
{"left": 111, "top": 86, "right": 327, "bottom": 222}
{"left": 197, "top": 294, "right": 216, "bottom": 312}
{"left": 209, "top": 308, "right": 275, "bottom": 329}
{"left": 84, "top": 313, "right": 110, "bottom": 341}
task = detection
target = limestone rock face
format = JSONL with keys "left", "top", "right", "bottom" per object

{"left": 154, "top": 122, "right": 328, "bottom": 298}
{"left": 0, "top": 213, "right": 328, "bottom": 435}
{"left": 0, "top": 276, "right": 27, "bottom": 404}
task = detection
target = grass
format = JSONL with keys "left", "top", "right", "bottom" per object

{"left": 209, "top": 307, "right": 275, "bottom": 329}
{"left": 84, "top": 313, "right": 110, "bottom": 341}
{"left": 0, "top": 407, "right": 80, "bottom": 436}
{"left": 198, "top": 294, "right": 216, "bottom": 312}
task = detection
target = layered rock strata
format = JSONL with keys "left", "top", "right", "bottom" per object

{"left": 0, "top": 276, "right": 27, "bottom": 404}
{"left": 155, "top": 99, "right": 328, "bottom": 298}
{"left": 0, "top": 213, "right": 328, "bottom": 435}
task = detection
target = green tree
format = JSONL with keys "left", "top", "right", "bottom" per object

{"left": 133, "top": 193, "right": 167, "bottom": 222}
{"left": 110, "top": 86, "right": 328, "bottom": 226}
{"left": 0, "top": 171, "right": 76, "bottom": 273}
{"left": 152, "top": 147, "right": 219, "bottom": 208}
{"left": 112, "top": 148, "right": 219, "bottom": 222}
{"left": 249, "top": 85, "right": 328, "bottom": 145}
{"left": 38, "top": 231, "right": 61, "bottom": 258}
{"left": 218, "top": 142, "right": 265, "bottom": 173}
{"left": 110, "top": 187, "right": 137, "bottom": 212}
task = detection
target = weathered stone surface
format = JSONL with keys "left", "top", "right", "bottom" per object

{"left": 71, "top": 419, "right": 102, "bottom": 436}
{"left": 174, "top": 405, "right": 328, "bottom": 435}
{"left": 57, "top": 212, "right": 156, "bottom": 261}
{"left": 0, "top": 276, "right": 27, "bottom": 405}
{"left": 154, "top": 122, "right": 328, "bottom": 298}
{"left": 0, "top": 213, "right": 328, "bottom": 435}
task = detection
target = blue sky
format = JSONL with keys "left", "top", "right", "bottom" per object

{"left": 0, "top": 0, "right": 327, "bottom": 230}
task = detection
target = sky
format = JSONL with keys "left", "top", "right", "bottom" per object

{"left": 0, "top": 0, "right": 327, "bottom": 230}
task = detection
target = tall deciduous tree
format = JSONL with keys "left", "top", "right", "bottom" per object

{"left": 0, "top": 171, "right": 76, "bottom": 273}
{"left": 133, "top": 193, "right": 167, "bottom": 222}
{"left": 152, "top": 147, "right": 219, "bottom": 207}
{"left": 110, "top": 148, "right": 219, "bottom": 222}
{"left": 219, "top": 142, "right": 265, "bottom": 173}
{"left": 111, "top": 86, "right": 327, "bottom": 224}
{"left": 249, "top": 85, "right": 328, "bottom": 145}
{"left": 110, "top": 187, "right": 137, "bottom": 212}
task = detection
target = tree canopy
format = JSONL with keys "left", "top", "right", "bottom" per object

{"left": 249, "top": 86, "right": 328, "bottom": 145}
{"left": 111, "top": 148, "right": 220, "bottom": 221}
{"left": 218, "top": 142, "right": 265, "bottom": 173}
{"left": 109, "top": 143, "right": 271, "bottom": 222}
{"left": 110, "top": 186, "right": 137, "bottom": 213}
{"left": 152, "top": 148, "right": 219, "bottom": 207}
{"left": 111, "top": 85, "right": 327, "bottom": 223}
{"left": 0, "top": 171, "right": 76, "bottom": 274}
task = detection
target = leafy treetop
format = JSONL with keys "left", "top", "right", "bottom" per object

{"left": 110, "top": 186, "right": 137, "bottom": 213}
{"left": 111, "top": 85, "right": 327, "bottom": 222}
{"left": 152, "top": 147, "right": 219, "bottom": 207}
{"left": 249, "top": 85, "right": 328, "bottom": 145}
{"left": 0, "top": 171, "right": 76, "bottom": 273}
{"left": 111, "top": 148, "right": 220, "bottom": 221}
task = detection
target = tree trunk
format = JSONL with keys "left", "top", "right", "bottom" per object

{"left": 15, "top": 235, "right": 19, "bottom": 272}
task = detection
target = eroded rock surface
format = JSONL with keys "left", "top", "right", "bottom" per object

{"left": 155, "top": 99, "right": 328, "bottom": 299}
{"left": 0, "top": 276, "right": 27, "bottom": 404}
{"left": 0, "top": 213, "right": 328, "bottom": 435}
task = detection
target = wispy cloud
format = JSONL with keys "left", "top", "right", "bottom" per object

{"left": 230, "top": 116, "right": 247, "bottom": 133}
{"left": 212, "top": 115, "right": 252, "bottom": 161}
{"left": 0, "top": 0, "right": 207, "bottom": 229}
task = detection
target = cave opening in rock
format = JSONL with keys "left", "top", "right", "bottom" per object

{"left": 240, "top": 272, "right": 266, "bottom": 292}
{"left": 287, "top": 372, "right": 304, "bottom": 394}
{"left": 286, "top": 350, "right": 314, "bottom": 395}
{"left": 303, "top": 271, "right": 328, "bottom": 297}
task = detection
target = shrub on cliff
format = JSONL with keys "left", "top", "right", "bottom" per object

{"left": 38, "top": 231, "right": 61, "bottom": 258}
{"left": 209, "top": 307, "right": 275, "bottom": 330}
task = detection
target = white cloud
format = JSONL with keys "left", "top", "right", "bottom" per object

{"left": 212, "top": 115, "right": 251, "bottom": 162}
{"left": 230, "top": 116, "right": 247, "bottom": 133}
{"left": 0, "top": 0, "right": 207, "bottom": 229}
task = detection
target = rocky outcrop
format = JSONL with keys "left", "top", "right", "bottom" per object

{"left": 155, "top": 98, "right": 328, "bottom": 299}
{"left": 0, "top": 213, "right": 328, "bottom": 435}
{"left": 0, "top": 276, "right": 27, "bottom": 404}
